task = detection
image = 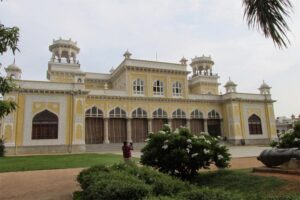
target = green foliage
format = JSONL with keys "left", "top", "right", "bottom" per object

{"left": 0, "top": 137, "right": 5, "bottom": 157}
{"left": 75, "top": 163, "right": 245, "bottom": 200}
{"left": 243, "top": 0, "right": 293, "bottom": 48}
{"left": 179, "top": 187, "right": 243, "bottom": 200}
{"left": 0, "top": 23, "right": 19, "bottom": 120}
{"left": 271, "top": 124, "right": 300, "bottom": 148}
{"left": 75, "top": 163, "right": 299, "bottom": 200}
{"left": 141, "top": 125, "right": 231, "bottom": 180}
{"left": 0, "top": 24, "right": 19, "bottom": 54}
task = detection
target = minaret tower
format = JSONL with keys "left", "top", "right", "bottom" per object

{"left": 49, "top": 38, "right": 80, "bottom": 63}
{"left": 47, "top": 38, "right": 85, "bottom": 83}
{"left": 188, "top": 55, "right": 220, "bottom": 95}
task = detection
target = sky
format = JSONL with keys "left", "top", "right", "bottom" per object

{"left": 0, "top": 0, "right": 299, "bottom": 117}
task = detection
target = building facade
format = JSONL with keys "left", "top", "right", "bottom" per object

{"left": 1, "top": 39, "right": 277, "bottom": 154}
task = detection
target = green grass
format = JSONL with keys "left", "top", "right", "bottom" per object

{"left": 192, "top": 169, "right": 300, "bottom": 199}
{"left": 0, "top": 153, "right": 138, "bottom": 173}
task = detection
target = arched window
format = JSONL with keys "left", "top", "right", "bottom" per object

{"left": 32, "top": 110, "right": 58, "bottom": 139}
{"left": 172, "top": 82, "right": 182, "bottom": 97}
{"left": 109, "top": 107, "right": 126, "bottom": 118}
{"left": 248, "top": 114, "right": 263, "bottom": 135}
{"left": 86, "top": 106, "right": 103, "bottom": 117}
{"left": 133, "top": 79, "right": 144, "bottom": 95}
{"left": 208, "top": 110, "right": 220, "bottom": 119}
{"left": 172, "top": 109, "right": 186, "bottom": 118}
{"left": 191, "top": 109, "right": 203, "bottom": 119}
{"left": 132, "top": 108, "right": 147, "bottom": 118}
{"left": 153, "top": 108, "right": 167, "bottom": 118}
{"left": 153, "top": 80, "right": 164, "bottom": 96}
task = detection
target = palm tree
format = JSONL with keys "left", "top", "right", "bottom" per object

{"left": 243, "top": 0, "right": 293, "bottom": 48}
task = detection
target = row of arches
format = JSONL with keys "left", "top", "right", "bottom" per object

{"left": 30, "top": 108, "right": 263, "bottom": 143}
{"left": 84, "top": 107, "right": 222, "bottom": 119}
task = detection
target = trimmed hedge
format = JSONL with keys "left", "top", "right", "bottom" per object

{"left": 74, "top": 163, "right": 300, "bottom": 200}
{"left": 75, "top": 163, "right": 247, "bottom": 200}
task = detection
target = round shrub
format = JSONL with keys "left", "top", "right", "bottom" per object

{"left": 141, "top": 125, "right": 231, "bottom": 180}
{"left": 76, "top": 165, "right": 150, "bottom": 200}
{"left": 271, "top": 123, "right": 300, "bottom": 149}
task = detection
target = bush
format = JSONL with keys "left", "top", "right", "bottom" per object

{"left": 77, "top": 167, "right": 150, "bottom": 200}
{"left": 0, "top": 137, "right": 5, "bottom": 157}
{"left": 178, "top": 187, "right": 244, "bottom": 200}
{"left": 141, "top": 125, "right": 231, "bottom": 180}
{"left": 110, "top": 163, "right": 189, "bottom": 196}
{"left": 271, "top": 123, "right": 300, "bottom": 149}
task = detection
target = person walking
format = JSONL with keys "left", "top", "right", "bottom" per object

{"left": 122, "top": 141, "right": 132, "bottom": 163}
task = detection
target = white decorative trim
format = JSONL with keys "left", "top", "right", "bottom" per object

{"left": 23, "top": 95, "right": 67, "bottom": 146}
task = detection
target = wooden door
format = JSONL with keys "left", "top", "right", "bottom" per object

{"left": 85, "top": 118, "right": 104, "bottom": 144}
{"left": 131, "top": 118, "right": 148, "bottom": 142}
{"left": 172, "top": 119, "right": 187, "bottom": 130}
{"left": 109, "top": 118, "right": 127, "bottom": 143}
{"left": 152, "top": 118, "right": 168, "bottom": 133}
{"left": 207, "top": 119, "right": 221, "bottom": 137}
{"left": 190, "top": 119, "right": 204, "bottom": 135}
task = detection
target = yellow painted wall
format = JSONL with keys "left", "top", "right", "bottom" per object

{"left": 190, "top": 83, "right": 219, "bottom": 95}
{"left": 50, "top": 74, "right": 74, "bottom": 83}
{"left": 127, "top": 70, "right": 188, "bottom": 98}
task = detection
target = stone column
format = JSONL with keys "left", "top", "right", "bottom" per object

{"left": 168, "top": 118, "right": 172, "bottom": 131}
{"left": 104, "top": 118, "right": 110, "bottom": 144}
{"left": 148, "top": 118, "right": 153, "bottom": 133}
{"left": 220, "top": 119, "right": 224, "bottom": 137}
{"left": 127, "top": 118, "right": 132, "bottom": 142}
{"left": 186, "top": 118, "right": 191, "bottom": 130}
{"left": 204, "top": 119, "right": 208, "bottom": 133}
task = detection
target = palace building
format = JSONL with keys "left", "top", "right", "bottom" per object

{"left": 1, "top": 38, "right": 277, "bottom": 154}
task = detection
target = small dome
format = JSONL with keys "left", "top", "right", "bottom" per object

{"left": 259, "top": 81, "right": 271, "bottom": 89}
{"left": 225, "top": 78, "right": 236, "bottom": 87}
{"left": 6, "top": 63, "right": 22, "bottom": 72}
{"left": 123, "top": 50, "right": 132, "bottom": 58}
{"left": 179, "top": 57, "right": 188, "bottom": 65}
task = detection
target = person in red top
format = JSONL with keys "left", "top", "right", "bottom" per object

{"left": 122, "top": 141, "right": 132, "bottom": 163}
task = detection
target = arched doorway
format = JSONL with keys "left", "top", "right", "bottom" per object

{"left": 131, "top": 108, "right": 148, "bottom": 142}
{"left": 190, "top": 109, "right": 204, "bottom": 134}
{"left": 152, "top": 108, "right": 168, "bottom": 133}
{"left": 32, "top": 110, "right": 58, "bottom": 139}
{"left": 248, "top": 114, "right": 263, "bottom": 135}
{"left": 85, "top": 106, "right": 104, "bottom": 144}
{"left": 109, "top": 107, "right": 127, "bottom": 143}
{"left": 207, "top": 110, "right": 221, "bottom": 137}
{"left": 172, "top": 109, "right": 186, "bottom": 130}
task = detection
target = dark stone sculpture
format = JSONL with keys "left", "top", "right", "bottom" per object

{"left": 257, "top": 148, "right": 300, "bottom": 168}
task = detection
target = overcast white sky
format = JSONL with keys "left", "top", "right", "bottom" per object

{"left": 1, "top": 0, "right": 299, "bottom": 117}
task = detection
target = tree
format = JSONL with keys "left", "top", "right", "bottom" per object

{"left": 243, "top": 0, "right": 293, "bottom": 48}
{"left": 0, "top": 23, "right": 19, "bottom": 118}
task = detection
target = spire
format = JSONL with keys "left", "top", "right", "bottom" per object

{"left": 123, "top": 50, "right": 132, "bottom": 59}
{"left": 179, "top": 56, "right": 188, "bottom": 65}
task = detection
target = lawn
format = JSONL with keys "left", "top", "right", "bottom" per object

{"left": 0, "top": 153, "right": 138, "bottom": 172}
{"left": 193, "top": 169, "right": 300, "bottom": 199}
